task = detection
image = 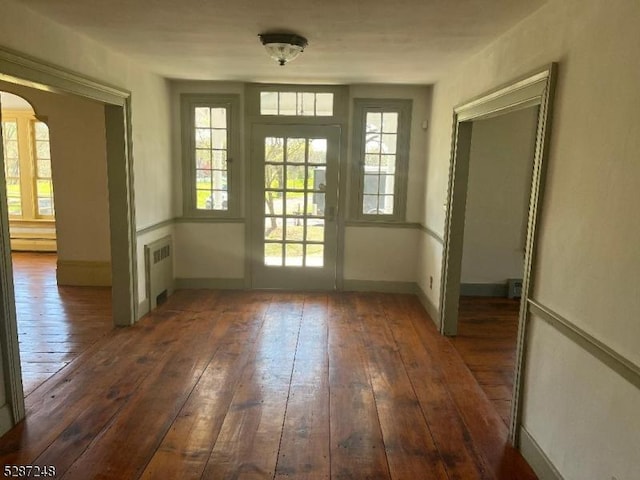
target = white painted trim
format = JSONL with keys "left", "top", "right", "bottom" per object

{"left": 0, "top": 46, "right": 129, "bottom": 105}
{"left": 519, "top": 426, "right": 563, "bottom": 480}
{"left": 56, "top": 260, "right": 112, "bottom": 286}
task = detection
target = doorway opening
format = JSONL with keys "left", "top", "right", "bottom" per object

{"left": 448, "top": 106, "right": 539, "bottom": 425}
{"left": 439, "top": 65, "right": 557, "bottom": 444}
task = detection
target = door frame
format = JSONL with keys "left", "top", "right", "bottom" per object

{"left": 249, "top": 123, "right": 341, "bottom": 289}
{"left": 243, "top": 84, "right": 350, "bottom": 290}
{"left": 439, "top": 64, "right": 557, "bottom": 444}
{"left": 0, "top": 46, "right": 137, "bottom": 428}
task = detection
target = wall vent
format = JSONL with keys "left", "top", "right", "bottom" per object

{"left": 145, "top": 235, "right": 175, "bottom": 310}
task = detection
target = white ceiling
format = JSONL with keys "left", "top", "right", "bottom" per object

{"left": 18, "top": 0, "right": 547, "bottom": 84}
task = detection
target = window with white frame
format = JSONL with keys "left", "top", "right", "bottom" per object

{"left": 1, "top": 114, "right": 54, "bottom": 219}
{"left": 351, "top": 99, "right": 412, "bottom": 221}
{"left": 260, "top": 91, "right": 333, "bottom": 116}
{"left": 181, "top": 94, "right": 240, "bottom": 217}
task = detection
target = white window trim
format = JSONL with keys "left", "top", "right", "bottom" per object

{"left": 180, "top": 93, "right": 241, "bottom": 219}
{"left": 349, "top": 98, "right": 412, "bottom": 222}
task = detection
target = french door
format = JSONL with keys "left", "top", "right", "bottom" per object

{"left": 251, "top": 124, "right": 340, "bottom": 289}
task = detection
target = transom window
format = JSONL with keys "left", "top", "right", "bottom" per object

{"left": 351, "top": 99, "right": 412, "bottom": 221}
{"left": 181, "top": 94, "right": 240, "bottom": 218}
{"left": 2, "top": 115, "right": 54, "bottom": 219}
{"left": 260, "top": 91, "right": 333, "bottom": 117}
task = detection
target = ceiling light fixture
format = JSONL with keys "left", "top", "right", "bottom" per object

{"left": 258, "top": 33, "right": 308, "bottom": 66}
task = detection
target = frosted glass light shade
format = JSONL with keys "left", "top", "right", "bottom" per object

{"left": 259, "top": 33, "right": 308, "bottom": 66}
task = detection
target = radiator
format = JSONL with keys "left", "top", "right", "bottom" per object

{"left": 144, "top": 235, "right": 175, "bottom": 310}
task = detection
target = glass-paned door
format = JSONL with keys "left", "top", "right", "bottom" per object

{"left": 251, "top": 124, "right": 340, "bottom": 289}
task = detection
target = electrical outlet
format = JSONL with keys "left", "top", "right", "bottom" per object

{"left": 429, "top": 276, "right": 433, "bottom": 289}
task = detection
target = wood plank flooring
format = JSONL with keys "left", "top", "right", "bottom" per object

{"left": 451, "top": 297, "right": 521, "bottom": 425}
{"left": 11, "top": 252, "right": 113, "bottom": 396}
{"left": 1, "top": 254, "right": 536, "bottom": 479}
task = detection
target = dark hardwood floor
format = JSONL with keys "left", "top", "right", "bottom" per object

{"left": 451, "top": 296, "right": 521, "bottom": 426}
{"left": 11, "top": 252, "right": 113, "bottom": 396}
{"left": 1, "top": 254, "right": 536, "bottom": 479}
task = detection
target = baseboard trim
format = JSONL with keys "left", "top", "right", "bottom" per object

{"left": 519, "top": 426, "right": 563, "bottom": 480}
{"left": 175, "top": 277, "right": 246, "bottom": 290}
{"left": 56, "top": 260, "right": 111, "bottom": 286}
{"left": 342, "top": 280, "right": 417, "bottom": 294}
{"left": 460, "top": 282, "right": 507, "bottom": 297}
{"left": 10, "top": 238, "right": 57, "bottom": 252}
{"left": 416, "top": 285, "right": 440, "bottom": 329}
{"left": 137, "top": 299, "right": 150, "bottom": 320}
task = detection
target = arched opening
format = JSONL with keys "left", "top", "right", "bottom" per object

{"left": 0, "top": 91, "right": 57, "bottom": 252}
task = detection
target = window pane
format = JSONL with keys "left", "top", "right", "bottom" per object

{"left": 37, "top": 160, "right": 52, "bottom": 178}
{"left": 260, "top": 92, "right": 278, "bottom": 115}
{"left": 307, "top": 219, "right": 324, "bottom": 242}
{"left": 382, "top": 134, "right": 397, "bottom": 154}
{"left": 279, "top": 92, "right": 297, "bottom": 115}
{"left": 306, "top": 166, "right": 326, "bottom": 190}
{"left": 315, "top": 93, "right": 333, "bottom": 116}
{"left": 308, "top": 192, "right": 325, "bottom": 216}
{"left": 2, "top": 121, "right": 18, "bottom": 140}
{"left": 380, "top": 155, "right": 396, "bottom": 172}
{"left": 5, "top": 141, "right": 18, "bottom": 160}
{"left": 305, "top": 244, "right": 324, "bottom": 267}
{"left": 265, "top": 137, "right": 284, "bottom": 163}
{"left": 308, "top": 138, "right": 327, "bottom": 164}
{"left": 286, "top": 138, "right": 306, "bottom": 163}
{"left": 212, "top": 129, "right": 227, "bottom": 149}
{"left": 380, "top": 195, "right": 394, "bottom": 214}
{"left": 196, "top": 149, "right": 212, "bottom": 169}
{"left": 365, "top": 133, "right": 381, "bottom": 153}
{"left": 365, "top": 154, "right": 380, "bottom": 168}
{"left": 265, "top": 165, "right": 284, "bottom": 190}
{"left": 285, "top": 221, "right": 305, "bottom": 241}
{"left": 363, "top": 174, "right": 380, "bottom": 195}
{"left": 212, "top": 170, "right": 227, "bottom": 191}
{"left": 195, "top": 107, "right": 211, "bottom": 128}
{"left": 36, "top": 141, "right": 50, "bottom": 159}
{"left": 299, "top": 92, "right": 315, "bottom": 116}
{"left": 285, "top": 192, "right": 304, "bottom": 215}
{"left": 286, "top": 165, "right": 305, "bottom": 189}
{"left": 363, "top": 194, "right": 379, "bottom": 214}
{"left": 265, "top": 191, "right": 283, "bottom": 215}
{"left": 382, "top": 112, "right": 398, "bottom": 133}
{"left": 196, "top": 169, "right": 212, "bottom": 186}
{"left": 211, "top": 108, "right": 227, "bottom": 128}
{"left": 6, "top": 157, "right": 20, "bottom": 177}
{"left": 285, "top": 243, "right": 303, "bottom": 266}
{"left": 380, "top": 174, "right": 395, "bottom": 195}
{"left": 265, "top": 217, "right": 283, "bottom": 241}
{"left": 212, "top": 150, "right": 227, "bottom": 170}
{"left": 195, "top": 128, "right": 211, "bottom": 148}
{"left": 265, "top": 243, "right": 283, "bottom": 266}
{"left": 366, "top": 112, "right": 382, "bottom": 132}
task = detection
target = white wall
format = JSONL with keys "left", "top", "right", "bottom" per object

{"left": 460, "top": 107, "right": 538, "bottom": 285}
{"left": 420, "top": 0, "right": 640, "bottom": 477}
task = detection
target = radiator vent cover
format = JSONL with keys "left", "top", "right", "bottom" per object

{"left": 145, "top": 235, "right": 175, "bottom": 311}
